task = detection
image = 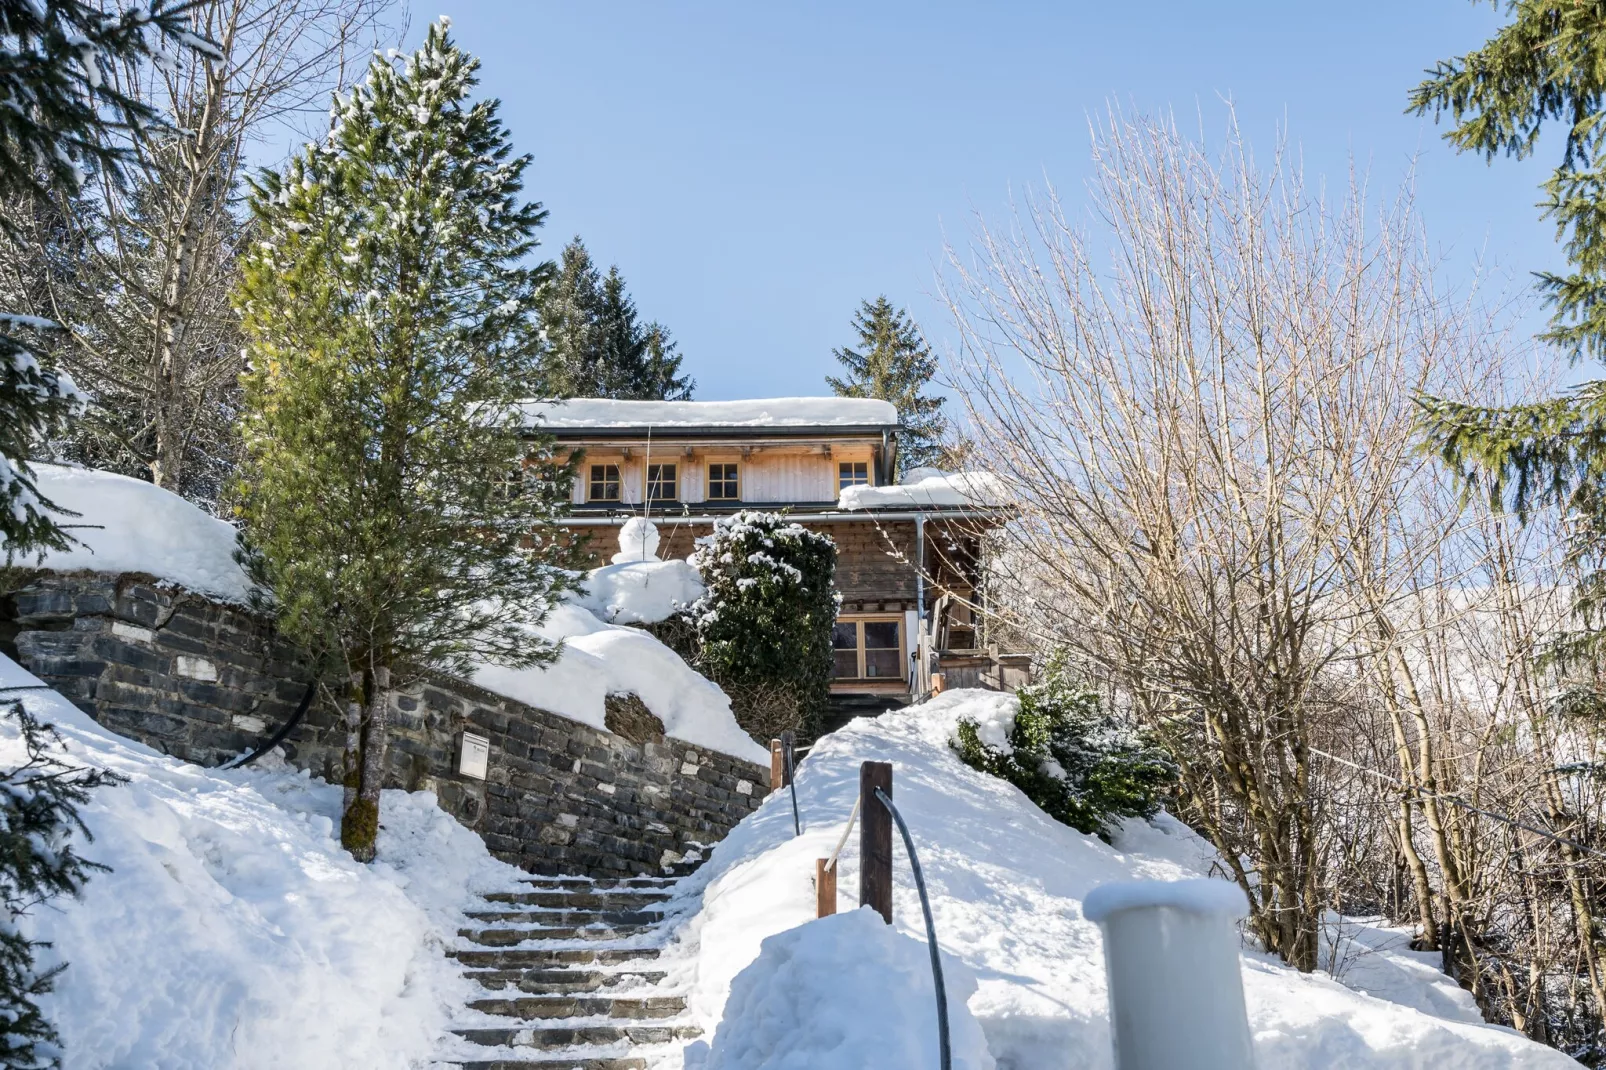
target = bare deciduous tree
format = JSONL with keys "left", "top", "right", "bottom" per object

{"left": 0, "top": 0, "right": 394, "bottom": 505}
{"left": 942, "top": 109, "right": 1510, "bottom": 972}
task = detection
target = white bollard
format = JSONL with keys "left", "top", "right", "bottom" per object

{"left": 1083, "top": 879, "right": 1255, "bottom": 1070}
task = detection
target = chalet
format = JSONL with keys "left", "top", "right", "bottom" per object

{"left": 519, "top": 397, "right": 1025, "bottom": 713}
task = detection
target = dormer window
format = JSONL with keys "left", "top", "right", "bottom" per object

{"left": 646, "top": 463, "right": 678, "bottom": 503}
{"left": 708, "top": 462, "right": 740, "bottom": 501}
{"left": 588, "top": 463, "right": 621, "bottom": 502}
{"left": 838, "top": 461, "right": 869, "bottom": 492}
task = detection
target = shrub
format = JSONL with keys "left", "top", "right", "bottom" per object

{"left": 0, "top": 700, "right": 121, "bottom": 1068}
{"left": 953, "top": 654, "right": 1175, "bottom": 836}
{"left": 686, "top": 511, "right": 837, "bottom": 739}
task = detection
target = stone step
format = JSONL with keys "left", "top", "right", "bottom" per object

{"left": 485, "top": 891, "right": 671, "bottom": 910}
{"left": 464, "top": 909, "right": 663, "bottom": 927}
{"left": 446, "top": 1053, "right": 645, "bottom": 1060}
{"left": 457, "top": 925, "right": 655, "bottom": 947}
{"left": 453, "top": 1024, "right": 701, "bottom": 1050}
{"left": 521, "top": 876, "right": 677, "bottom": 889}
{"left": 465, "top": 969, "right": 667, "bottom": 993}
{"left": 452, "top": 947, "right": 662, "bottom": 970}
{"left": 466, "top": 995, "right": 687, "bottom": 1021}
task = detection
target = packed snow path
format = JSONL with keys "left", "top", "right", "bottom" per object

{"left": 437, "top": 875, "right": 700, "bottom": 1069}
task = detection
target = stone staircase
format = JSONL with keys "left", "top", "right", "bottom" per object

{"left": 439, "top": 875, "right": 701, "bottom": 1070}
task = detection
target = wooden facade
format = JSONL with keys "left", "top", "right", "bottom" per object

{"left": 529, "top": 398, "right": 1010, "bottom": 702}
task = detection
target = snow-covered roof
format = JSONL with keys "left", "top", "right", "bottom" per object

{"left": 838, "top": 468, "right": 1008, "bottom": 511}
{"left": 518, "top": 397, "right": 900, "bottom": 433}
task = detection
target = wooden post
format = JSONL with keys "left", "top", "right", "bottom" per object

{"left": 816, "top": 858, "right": 837, "bottom": 918}
{"left": 770, "top": 738, "right": 783, "bottom": 791}
{"left": 931, "top": 672, "right": 946, "bottom": 695}
{"left": 859, "top": 760, "right": 894, "bottom": 924}
{"left": 780, "top": 730, "right": 795, "bottom": 787}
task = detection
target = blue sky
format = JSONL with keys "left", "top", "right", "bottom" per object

{"left": 398, "top": 2, "right": 1558, "bottom": 400}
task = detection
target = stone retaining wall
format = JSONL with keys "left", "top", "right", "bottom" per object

{"left": 0, "top": 570, "right": 768, "bottom": 876}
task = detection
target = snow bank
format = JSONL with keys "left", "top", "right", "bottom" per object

{"left": 838, "top": 468, "right": 1007, "bottom": 511}
{"left": 661, "top": 689, "right": 1577, "bottom": 1070}
{"left": 471, "top": 602, "right": 765, "bottom": 765}
{"left": 11, "top": 464, "right": 256, "bottom": 603}
{"left": 694, "top": 908, "right": 995, "bottom": 1070}
{"left": 519, "top": 396, "right": 899, "bottom": 429}
{"left": 0, "top": 654, "right": 524, "bottom": 1070}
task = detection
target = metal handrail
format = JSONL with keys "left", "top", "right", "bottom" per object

{"left": 782, "top": 731, "right": 801, "bottom": 836}
{"left": 874, "top": 786, "right": 951, "bottom": 1070}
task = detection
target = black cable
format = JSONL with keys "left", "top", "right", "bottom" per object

{"left": 875, "top": 786, "right": 951, "bottom": 1070}
{"left": 222, "top": 677, "right": 316, "bottom": 770}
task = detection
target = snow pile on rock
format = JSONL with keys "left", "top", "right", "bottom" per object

{"left": 11, "top": 463, "right": 256, "bottom": 603}
{"left": 662, "top": 689, "right": 1577, "bottom": 1069}
{"left": 838, "top": 467, "right": 1007, "bottom": 511}
{"left": 0, "top": 653, "right": 523, "bottom": 1070}
{"left": 476, "top": 517, "right": 765, "bottom": 762}
{"left": 472, "top": 601, "right": 765, "bottom": 764}
{"left": 520, "top": 396, "right": 899, "bottom": 429}
{"left": 693, "top": 908, "right": 995, "bottom": 1070}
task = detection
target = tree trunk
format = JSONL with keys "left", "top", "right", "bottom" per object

{"left": 340, "top": 664, "right": 390, "bottom": 862}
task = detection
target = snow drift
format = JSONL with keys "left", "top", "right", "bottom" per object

{"left": 13, "top": 464, "right": 256, "bottom": 603}
{"left": 662, "top": 689, "right": 1579, "bottom": 1069}
{"left": 694, "top": 908, "right": 995, "bottom": 1070}
{"left": 0, "top": 653, "right": 525, "bottom": 1070}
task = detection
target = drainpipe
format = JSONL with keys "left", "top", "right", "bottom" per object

{"left": 915, "top": 511, "right": 927, "bottom": 697}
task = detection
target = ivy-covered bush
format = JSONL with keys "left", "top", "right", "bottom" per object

{"left": 686, "top": 511, "right": 838, "bottom": 739}
{"left": 0, "top": 700, "right": 120, "bottom": 1068}
{"left": 953, "top": 654, "right": 1175, "bottom": 836}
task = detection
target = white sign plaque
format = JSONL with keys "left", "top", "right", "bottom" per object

{"left": 459, "top": 732, "right": 490, "bottom": 780}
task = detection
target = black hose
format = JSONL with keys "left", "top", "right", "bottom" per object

{"left": 875, "top": 786, "right": 951, "bottom": 1070}
{"left": 222, "top": 677, "right": 316, "bottom": 770}
{"left": 782, "top": 730, "right": 801, "bottom": 836}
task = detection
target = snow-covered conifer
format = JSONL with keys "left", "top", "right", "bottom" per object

{"left": 0, "top": 700, "right": 120, "bottom": 1068}
{"left": 0, "top": 1, "right": 215, "bottom": 555}
{"left": 234, "top": 19, "right": 579, "bottom": 862}
{"left": 953, "top": 652, "right": 1175, "bottom": 836}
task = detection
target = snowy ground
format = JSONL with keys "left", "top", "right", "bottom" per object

{"left": 0, "top": 654, "right": 528, "bottom": 1070}
{"left": 650, "top": 689, "right": 1580, "bottom": 1070}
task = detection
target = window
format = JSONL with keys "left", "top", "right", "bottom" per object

{"left": 588, "top": 463, "right": 621, "bottom": 502}
{"left": 839, "top": 461, "right": 870, "bottom": 492}
{"left": 831, "top": 616, "right": 904, "bottom": 680}
{"left": 708, "top": 462, "right": 740, "bottom": 501}
{"left": 646, "top": 463, "right": 678, "bottom": 503}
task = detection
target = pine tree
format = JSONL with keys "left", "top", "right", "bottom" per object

{"left": 1410, "top": 6, "right": 1606, "bottom": 662}
{"left": 0, "top": 2, "right": 217, "bottom": 557}
{"left": 235, "top": 19, "right": 580, "bottom": 862}
{"left": 0, "top": 700, "right": 121, "bottom": 1069}
{"left": 538, "top": 236, "right": 693, "bottom": 400}
{"left": 827, "top": 296, "right": 946, "bottom": 474}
